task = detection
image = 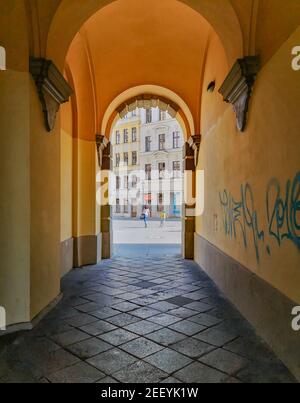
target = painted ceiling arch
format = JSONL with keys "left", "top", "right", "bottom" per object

{"left": 47, "top": 0, "right": 243, "bottom": 70}
{"left": 63, "top": 0, "right": 234, "bottom": 138}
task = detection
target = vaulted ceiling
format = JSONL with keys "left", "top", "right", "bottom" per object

{"left": 65, "top": 0, "right": 222, "bottom": 137}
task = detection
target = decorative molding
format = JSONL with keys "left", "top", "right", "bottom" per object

{"left": 188, "top": 134, "right": 201, "bottom": 167}
{"left": 219, "top": 56, "right": 260, "bottom": 132}
{"left": 116, "top": 94, "right": 180, "bottom": 119}
{"left": 29, "top": 57, "right": 73, "bottom": 132}
{"left": 96, "top": 134, "right": 109, "bottom": 168}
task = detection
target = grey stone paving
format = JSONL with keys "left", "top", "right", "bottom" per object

{"left": 0, "top": 255, "right": 297, "bottom": 383}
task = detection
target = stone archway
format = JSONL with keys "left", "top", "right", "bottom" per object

{"left": 98, "top": 88, "right": 199, "bottom": 260}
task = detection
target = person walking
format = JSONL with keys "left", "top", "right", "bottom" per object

{"left": 143, "top": 206, "right": 150, "bottom": 228}
{"left": 160, "top": 210, "right": 167, "bottom": 228}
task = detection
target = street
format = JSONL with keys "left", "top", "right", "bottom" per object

{"left": 112, "top": 219, "right": 182, "bottom": 257}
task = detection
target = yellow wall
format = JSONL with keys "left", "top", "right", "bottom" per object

{"left": 0, "top": 70, "right": 31, "bottom": 326}
{"left": 29, "top": 80, "right": 61, "bottom": 319}
{"left": 197, "top": 28, "right": 300, "bottom": 304}
{"left": 73, "top": 138, "right": 98, "bottom": 238}
{"left": 61, "top": 129, "right": 73, "bottom": 241}
{"left": 61, "top": 99, "right": 73, "bottom": 242}
{"left": 0, "top": 1, "right": 31, "bottom": 325}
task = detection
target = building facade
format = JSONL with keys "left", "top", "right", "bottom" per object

{"left": 111, "top": 108, "right": 184, "bottom": 218}
{"left": 111, "top": 110, "right": 141, "bottom": 218}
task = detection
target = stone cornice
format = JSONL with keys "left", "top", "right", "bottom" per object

{"left": 30, "top": 57, "right": 73, "bottom": 132}
{"left": 219, "top": 56, "right": 260, "bottom": 132}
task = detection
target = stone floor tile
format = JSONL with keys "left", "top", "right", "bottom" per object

{"left": 165, "top": 296, "right": 194, "bottom": 306}
{"left": 112, "top": 301, "right": 141, "bottom": 312}
{"left": 89, "top": 307, "right": 120, "bottom": 320}
{"left": 113, "top": 361, "right": 168, "bottom": 383}
{"left": 160, "top": 377, "right": 182, "bottom": 383}
{"left": 148, "top": 313, "right": 181, "bottom": 326}
{"left": 148, "top": 302, "right": 178, "bottom": 312}
{"left": 65, "top": 313, "right": 98, "bottom": 328}
{"left": 144, "top": 348, "right": 192, "bottom": 373}
{"left": 168, "top": 320, "right": 207, "bottom": 336}
{"left": 124, "top": 320, "right": 162, "bottom": 336}
{"left": 174, "top": 362, "right": 228, "bottom": 383}
{"left": 199, "top": 348, "right": 248, "bottom": 375}
{"left": 168, "top": 307, "right": 198, "bottom": 319}
{"left": 97, "top": 376, "right": 119, "bottom": 383}
{"left": 130, "top": 307, "right": 161, "bottom": 319}
{"left": 76, "top": 302, "right": 105, "bottom": 313}
{"left": 51, "top": 329, "right": 91, "bottom": 347}
{"left": 47, "top": 362, "right": 105, "bottom": 383}
{"left": 87, "top": 348, "right": 138, "bottom": 375}
{"left": 118, "top": 292, "right": 141, "bottom": 301}
{"left": 106, "top": 313, "right": 140, "bottom": 327}
{"left": 194, "top": 327, "right": 238, "bottom": 347}
{"left": 79, "top": 320, "right": 117, "bottom": 336}
{"left": 185, "top": 301, "right": 213, "bottom": 313}
{"left": 170, "top": 338, "right": 215, "bottom": 358}
{"left": 188, "top": 313, "right": 223, "bottom": 327}
{"left": 67, "top": 338, "right": 112, "bottom": 359}
{"left": 120, "top": 337, "right": 164, "bottom": 359}
{"left": 98, "top": 329, "right": 139, "bottom": 346}
{"left": 146, "top": 328, "right": 187, "bottom": 347}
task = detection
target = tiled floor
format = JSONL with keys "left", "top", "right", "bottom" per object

{"left": 0, "top": 255, "right": 296, "bottom": 383}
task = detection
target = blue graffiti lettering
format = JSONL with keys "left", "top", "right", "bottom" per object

{"left": 219, "top": 172, "right": 300, "bottom": 263}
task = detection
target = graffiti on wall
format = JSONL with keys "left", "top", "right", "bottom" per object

{"left": 219, "top": 172, "right": 300, "bottom": 262}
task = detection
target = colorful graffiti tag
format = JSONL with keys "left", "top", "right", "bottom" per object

{"left": 219, "top": 172, "right": 300, "bottom": 262}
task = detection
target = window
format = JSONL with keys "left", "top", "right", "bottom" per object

{"left": 132, "top": 175, "right": 138, "bottom": 188}
{"left": 159, "top": 134, "right": 166, "bottom": 151}
{"left": 159, "top": 110, "right": 167, "bottom": 121}
{"left": 124, "top": 129, "right": 129, "bottom": 143}
{"left": 124, "top": 199, "right": 129, "bottom": 214}
{"left": 116, "top": 130, "right": 121, "bottom": 144}
{"left": 145, "top": 164, "right": 152, "bottom": 181}
{"left": 116, "top": 176, "right": 121, "bottom": 190}
{"left": 158, "top": 193, "right": 164, "bottom": 212}
{"left": 132, "top": 127, "right": 137, "bottom": 142}
{"left": 145, "top": 136, "right": 151, "bottom": 152}
{"left": 124, "top": 176, "right": 129, "bottom": 189}
{"left": 146, "top": 109, "right": 152, "bottom": 124}
{"left": 124, "top": 153, "right": 128, "bottom": 166}
{"left": 173, "top": 131, "right": 180, "bottom": 149}
{"left": 116, "top": 154, "right": 120, "bottom": 167}
{"left": 145, "top": 193, "right": 152, "bottom": 207}
{"left": 132, "top": 151, "right": 137, "bottom": 165}
{"left": 159, "top": 162, "right": 166, "bottom": 179}
{"left": 173, "top": 161, "right": 181, "bottom": 178}
{"left": 116, "top": 199, "right": 121, "bottom": 213}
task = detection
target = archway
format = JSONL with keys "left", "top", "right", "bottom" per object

{"left": 98, "top": 90, "right": 194, "bottom": 260}
{"left": 59, "top": 0, "right": 229, "bottom": 271}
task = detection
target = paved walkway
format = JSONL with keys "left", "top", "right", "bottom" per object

{"left": 113, "top": 219, "right": 182, "bottom": 245}
{"left": 0, "top": 255, "right": 296, "bottom": 383}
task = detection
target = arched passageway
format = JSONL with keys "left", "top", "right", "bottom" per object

{"left": 0, "top": 0, "right": 300, "bottom": 381}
